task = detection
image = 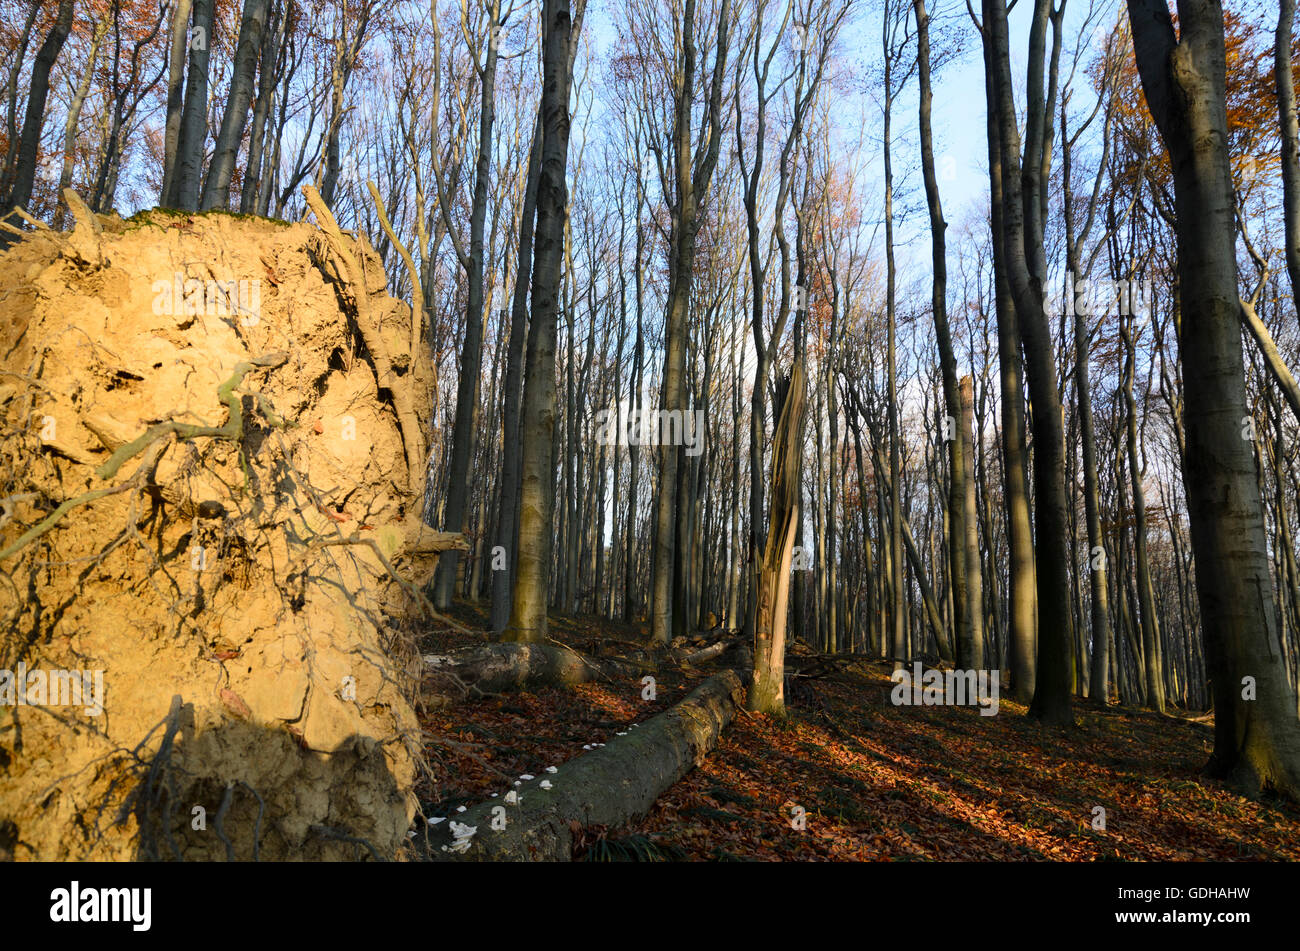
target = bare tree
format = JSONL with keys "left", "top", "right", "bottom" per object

{"left": 1128, "top": 0, "right": 1300, "bottom": 797}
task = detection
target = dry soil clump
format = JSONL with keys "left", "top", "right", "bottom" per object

{"left": 0, "top": 203, "right": 450, "bottom": 860}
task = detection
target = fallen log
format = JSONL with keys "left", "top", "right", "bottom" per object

{"left": 681, "top": 640, "right": 729, "bottom": 666}
{"left": 422, "top": 643, "right": 648, "bottom": 708}
{"left": 421, "top": 669, "right": 747, "bottom": 860}
{"left": 422, "top": 639, "right": 738, "bottom": 708}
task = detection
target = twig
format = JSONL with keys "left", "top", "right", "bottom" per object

{"left": 213, "top": 783, "right": 237, "bottom": 861}
{"left": 13, "top": 206, "right": 48, "bottom": 230}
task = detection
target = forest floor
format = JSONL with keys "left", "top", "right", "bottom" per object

{"left": 415, "top": 605, "right": 1300, "bottom": 861}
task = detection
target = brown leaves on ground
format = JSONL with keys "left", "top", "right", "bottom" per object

{"left": 630, "top": 663, "right": 1300, "bottom": 861}
{"left": 415, "top": 607, "right": 712, "bottom": 813}
{"left": 414, "top": 607, "right": 1300, "bottom": 860}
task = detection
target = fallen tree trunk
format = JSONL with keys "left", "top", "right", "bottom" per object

{"left": 681, "top": 640, "right": 728, "bottom": 666}
{"left": 423, "top": 669, "right": 747, "bottom": 861}
{"left": 422, "top": 643, "right": 649, "bottom": 708}
{"left": 422, "top": 639, "right": 739, "bottom": 708}
{"left": 1240, "top": 296, "right": 1300, "bottom": 426}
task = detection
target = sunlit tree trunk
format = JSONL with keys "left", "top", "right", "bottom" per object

{"left": 173, "top": 0, "right": 213, "bottom": 211}
{"left": 1128, "top": 0, "right": 1300, "bottom": 797}
{"left": 490, "top": 115, "right": 541, "bottom": 635}
{"left": 1122, "top": 313, "right": 1166, "bottom": 713}
{"left": 1278, "top": 0, "right": 1300, "bottom": 305}
{"left": 201, "top": 0, "right": 270, "bottom": 210}
{"left": 1, "top": 0, "right": 74, "bottom": 222}
{"left": 160, "top": 0, "right": 193, "bottom": 205}
{"left": 984, "top": 0, "right": 1073, "bottom": 723}
{"left": 505, "top": 0, "right": 580, "bottom": 642}
{"left": 750, "top": 363, "right": 807, "bottom": 715}
{"left": 979, "top": 11, "right": 1037, "bottom": 701}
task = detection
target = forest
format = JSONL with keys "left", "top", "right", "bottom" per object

{"left": 0, "top": 0, "right": 1299, "bottom": 875}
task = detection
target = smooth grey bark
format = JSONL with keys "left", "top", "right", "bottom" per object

{"left": 882, "top": 0, "right": 907, "bottom": 672}
{"left": 1, "top": 0, "right": 74, "bottom": 221}
{"left": 1278, "top": 0, "right": 1300, "bottom": 305}
{"left": 172, "top": 0, "right": 213, "bottom": 210}
{"left": 489, "top": 114, "right": 542, "bottom": 636}
{"left": 916, "top": 0, "right": 972, "bottom": 668}
{"left": 201, "top": 0, "right": 270, "bottom": 210}
{"left": 1062, "top": 82, "right": 1116, "bottom": 705}
{"left": 160, "top": 0, "right": 193, "bottom": 205}
{"left": 1121, "top": 313, "right": 1166, "bottom": 713}
{"left": 435, "top": 1, "right": 505, "bottom": 610}
{"left": 624, "top": 156, "right": 647, "bottom": 624}
{"left": 984, "top": 0, "right": 1073, "bottom": 724}
{"left": 958, "top": 376, "right": 984, "bottom": 665}
{"left": 1127, "top": 0, "right": 1300, "bottom": 798}
{"left": 504, "top": 0, "right": 584, "bottom": 642}
{"left": 0, "top": 0, "right": 41, "bottom": 196}
{"left": 650, "top": 0, "right": 732, "bottom": 644}
{"left": 977, "top": 6, "right": 1037, "bottom": 701}
{"left": 424, "top": 669, "right": 746, "bottom": 860}
{"left": 240, "top": 0, "right": 285, "bottom": 213}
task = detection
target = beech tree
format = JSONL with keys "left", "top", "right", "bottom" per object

{"left": 2, "top": 0, "right": 1299, "bottom": 812}
{"left": 1126, "top": 0, "right": 1300, "bottom": 798}
{"left": 504, "top": 0, "right": 585, "bottom": 642}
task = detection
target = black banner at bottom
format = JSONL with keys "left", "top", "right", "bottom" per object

{"left": 1, "top": 860, "right": 1282, "bottom": 939}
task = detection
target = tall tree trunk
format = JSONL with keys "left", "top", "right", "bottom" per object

{"left": 1122, "top": 314, "right": 1166, "bottom": 713}
{"left": 980, "top": 12, "right": 1037, "bottom": 701}
{"left": 916, "top": 0, "right": 970, "bottom": 667}
{"left": 883, "top": 14, "right": 906, "bottom": 672}
{"left": 436, "top": 2, "right": 504, "bottom": 609}
{"left": 172, "top": 0, "right": 214, "bottom": 211}
{"left": 1278, "top": 0, "right": 1300, "bottom": 306}
{"left": 504, "top": 0, "right": 578, "bottom": 643}
{"left": 624, "top": 177, "right": 646, "bottom": 624}
{"left": 959, "top": 375, "right": 985, "bottom": 666}
{"left": 749, "top": 363, "right": 807, "bottom": 715}
{"left": 1127, "top": 0, "right": 1300, "bottom": 797}
{"left": 1077, "top": 299, "right": 1112, "bottom": 702}
{"left": 52, "top": 14, "right": 107, "bottom": 230}
{"left": 490, "top": 114, "right": 542, "bottom": 635}
{"left": 201, "top": 0, "right": 270, "bottom": 210}
{"left": 1, "top": 0, "right": 74, "bottom": 222}
{"left": 160, "top": 0, "right": 194, "bottom": 205}
{"left": 1061, "top": 80, "right": 1117, "bottom": 705}
{"left": 1, "top": 1, "right": 43, "bottom": 196}
{"left": 650, "top": 0, "right": 731, "bottom": 644}
{"left": 984, "top": 0, "right": 1073, "bottom": 724}
{"left": 240, "top": 0, "right": 284, "bottom": 213}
